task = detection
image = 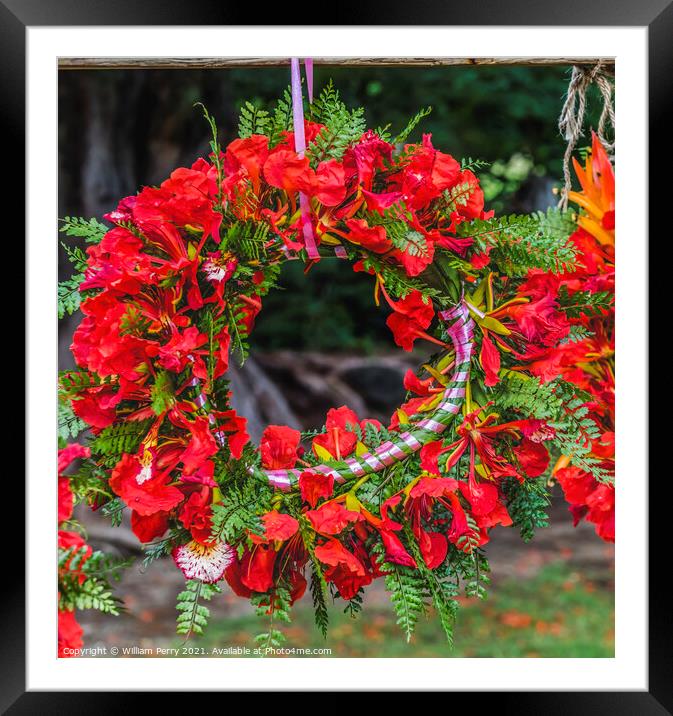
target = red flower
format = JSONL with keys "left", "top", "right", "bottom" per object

{"left": 255, "top": 511, "right": 300, "bottom": 544}
{"left": 224, "top": 135, "right": 269, "bottom": 194}
{"left": 239, "top": 544, "right": 278, "bottom": 593}
{"left": 58, "top": 609, "right": 83, "bottom": 657}
{"left": 263, "top": 149, "right": 311, "bottom": 196}
{"left": 376, "top": 477, "right": 465, "bottom": 567}
{"left": 58, "top": 477, "right": 73, "bottom": 524}
{"left": 158, "top": 326, "right": 208, "bottom": 374}
{"left": 58, "top": 443, "right": 90, "bottom": 524}
{"left": 58, "top": 530, "right": 92, "bottom": 584}
{"left": 394, "top": 134, "right": 461, "bottom": 209}
{"left": 191, "top": 326, "right": 231, "bottom": 384}
{"left": 179, "top": 487, "right": 214, "bottom": 544}
{"left": 71, "top": 385, "right": 121, "bottom": 429}
{"left": 179, "top": 416, "right": 219, "bottom": 474}
{"left": 109, "top": 453, "right": 184, "bottom": 516}
{"left": 513, "top": 438, "right": 550, "bottom": 478}
{"left": 506, "top": 294, "right": 570, "bottom": 347}
{"left": 586, "top": 484, "right": 615, "bottom": 542}
{"left": 314, "top": 538, "right": 372, "bottom": 600}
{"left": 384, "top": 290, "right": 437, "bottom": 352}
{"left": 260, "top": 425, "right": 302, "bottom": 469}
{"left": 361, "top": 188, "right": 404, "bottom": 213}
{"left": 379, "top": 529, "right": 417, "bottom": 568}
{"left": 555, "top": 465, "right": 614, "bottom": 543}
{"left": 179, "top": 459, "right": 217, "bottom": 487}
{"left": 343, "top": 219, "right": 391, "bottom": 253}
{"left": 131, "top": 510, "right": 169, "bottom": 543}
{"left": 278, "top": 121, "right": 326, "bottom": 151}
{"left": 71, "top": 294, "right": 159, "bottom": 381}
{"left": 556, "top": 466, "right": 595, "bottom": 506}
{"left": 298, "top": 471, "right": 334, "bottom": 508}
{"left": 479, "top": 330, "right": 501, "bottom": 387}
{"left": 211, "top": 408, "right": 249, "bottom": 460}
{"left": 306, "top": 501, "right": 362, "bottom": 535}
{"left": 311, "top": 159, "right": 347, "bottom": 207}
{"left": 344, "top": 130, "right": 393, "bottom": 190}
{"left": 453, "top": 169, "right": 485, "bottom": 220}
{"left": 312, "top": 405, "right": 362, "bottom": 460}
{"left": 132, "top": 167, "right": 221, "bottom": 240}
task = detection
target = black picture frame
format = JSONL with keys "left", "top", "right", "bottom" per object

{"left": 6, "top": 0, "right": 663, "bottom": 709}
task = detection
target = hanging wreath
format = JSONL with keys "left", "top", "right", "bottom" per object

{"left": 57, "top": 72, "right": 615, "bottom": 653}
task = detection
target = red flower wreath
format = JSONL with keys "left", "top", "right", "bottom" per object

{"left": 58, "top": 86, "right": 614, "bottom": 651}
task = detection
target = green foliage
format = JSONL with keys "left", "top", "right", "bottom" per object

{"left": 561, "top": 324, "right": 593, "bottom": 343}
{"left": 494, "top": 374, "right": 613, "bottom": 485}
{"left": 224, "top": 299, "right": 252, "bottom": 365}
{"left": 150, "top": 370, "right": 176, "bottom": 415}
{"left": 300, "top": 518, "right": 329, "bottom": 638}
{"left": 402, "top": 524, "right": 459, "bottom": 646}
{"left": 549, "top": 382, "right": 613, "bottom": 485}
{"left": 269, "top": 86, "right": 294, "bottom": 146}
{"left": 221, "top": 220, "right": 269, "bottom": 261}
{"left": 393, "top": 105, "right": 432, "bottom": 144}
{"left": 307, "top": 81, "right": 366, "bottom": 163}
{"left": 59, "top": 369, "right": 101, "bottom": 397}
{"left": 439, "top": 181, "right": 477, "bottom": 215}
{"left": 461, "top": 156, "right": 490, "bottom": 173}
{"left": 60, "top": 242, "right": 89, "bottom": 273}
{"left": 120, "top": 305, "right": 152, "bottom": 337}
{"left": 343, "top": 591, "right": 364, "bottom": 618}
{"left": 558, "top": 285, "right": 614, "bottom": 319}
{"left": 58, "top": 546, "right": 129, "bottom": 615}
{"left": 142, "top": 534, "right": 179, "bottom": 569}
{"left": 100, "top": 497, "right": 126, "bottom": 527}
{"left": 309, "top": 562, "right": 330, "bottom": 640}
{"left": 367, "top": 203, "right": 433, "bottom": 266}
{"left": 237, "top": 100, "right": 271, "bottom": 139}
{"left": 58, "top": 399, "right": 87, "bottom": 443}
{"left": 457, "top": 208, "right": 577, "bottom": 276}
{"left": 195, "top": 102, "right": 224, "bottom": 200}
{"left": 253, "top": 587, "right": 291, "bottom": 652}
{"left": 210, "top": 481, "right": 265, "bottom": 544}
{"left": 453, "top": 549, "right": 491, "bottom": 600}
{"left": 494, "top": 372, "right": 561, "bottom": 418}
{"left": 504, "top": 476, "right": 551, "bottom": 541}
{"left": 59, "top": 216, "right": 108, "bottom": 244}
{"left": 90, "top": 419, "right": 153, "bottom": 466}
{"left": 66, "top": 458, "right": 112, "bottom": 504}
{"left": 176, "top": 580, "right": 222, "bottom": 638}
{"left": 374, "top": 542, "right": 429, "bottom": 642}
{"left": 58, "top": 274, "right": 84, "bottom": 319}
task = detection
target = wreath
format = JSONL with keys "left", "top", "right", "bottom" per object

{"left": 58, "top": 73, "right": 615, "bottom": 653}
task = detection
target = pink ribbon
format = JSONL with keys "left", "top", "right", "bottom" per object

{"left": 290, "top": 58, "right": 320, "bottom": 260}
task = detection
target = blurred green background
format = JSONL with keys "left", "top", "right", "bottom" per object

{"left": 172, "top": 562, "right": 614, "bottom": 658}
{"left": 61, "top": 64, "right": 614, "bottom": 658}
{"left": 59, "top": 64, "right": 604, "bottom": 353}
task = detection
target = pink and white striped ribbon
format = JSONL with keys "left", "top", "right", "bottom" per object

{"left": 290, "top": 58, "right": 320, "bottom": 260}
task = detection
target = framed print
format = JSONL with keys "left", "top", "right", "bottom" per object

{"left": 6, "top": 0, "right": 665, "bottom": 709}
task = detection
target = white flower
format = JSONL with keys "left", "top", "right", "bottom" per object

{"left": 172, "top": 540, "right": 234, "bottom": 583}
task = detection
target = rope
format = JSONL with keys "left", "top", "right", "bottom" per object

{"left": 557, "top": 62, "right": 615, "bottom": 209}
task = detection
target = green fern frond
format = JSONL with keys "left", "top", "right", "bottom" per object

{"left": 59, "top": 216, "right": 108, "bottom": 244}
{"left": 394, "top": 106, "right": 432, "bottom": 144}
{"left": 456, "top": 208, "right": 577, "bottom": 276}
{"left": 238, "top": 101, "right": 271, "bottom": 139}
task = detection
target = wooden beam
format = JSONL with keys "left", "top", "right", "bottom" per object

{"left": 58, "top": 56, "right": 615, "bottom": 70}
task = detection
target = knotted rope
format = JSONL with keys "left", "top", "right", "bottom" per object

{"left": 557, "top": 62, "right": 615, "bottom": 209}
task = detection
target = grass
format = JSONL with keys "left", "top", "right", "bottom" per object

{"left": 172, "top": 561, "right": 614, "bottom": 658}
